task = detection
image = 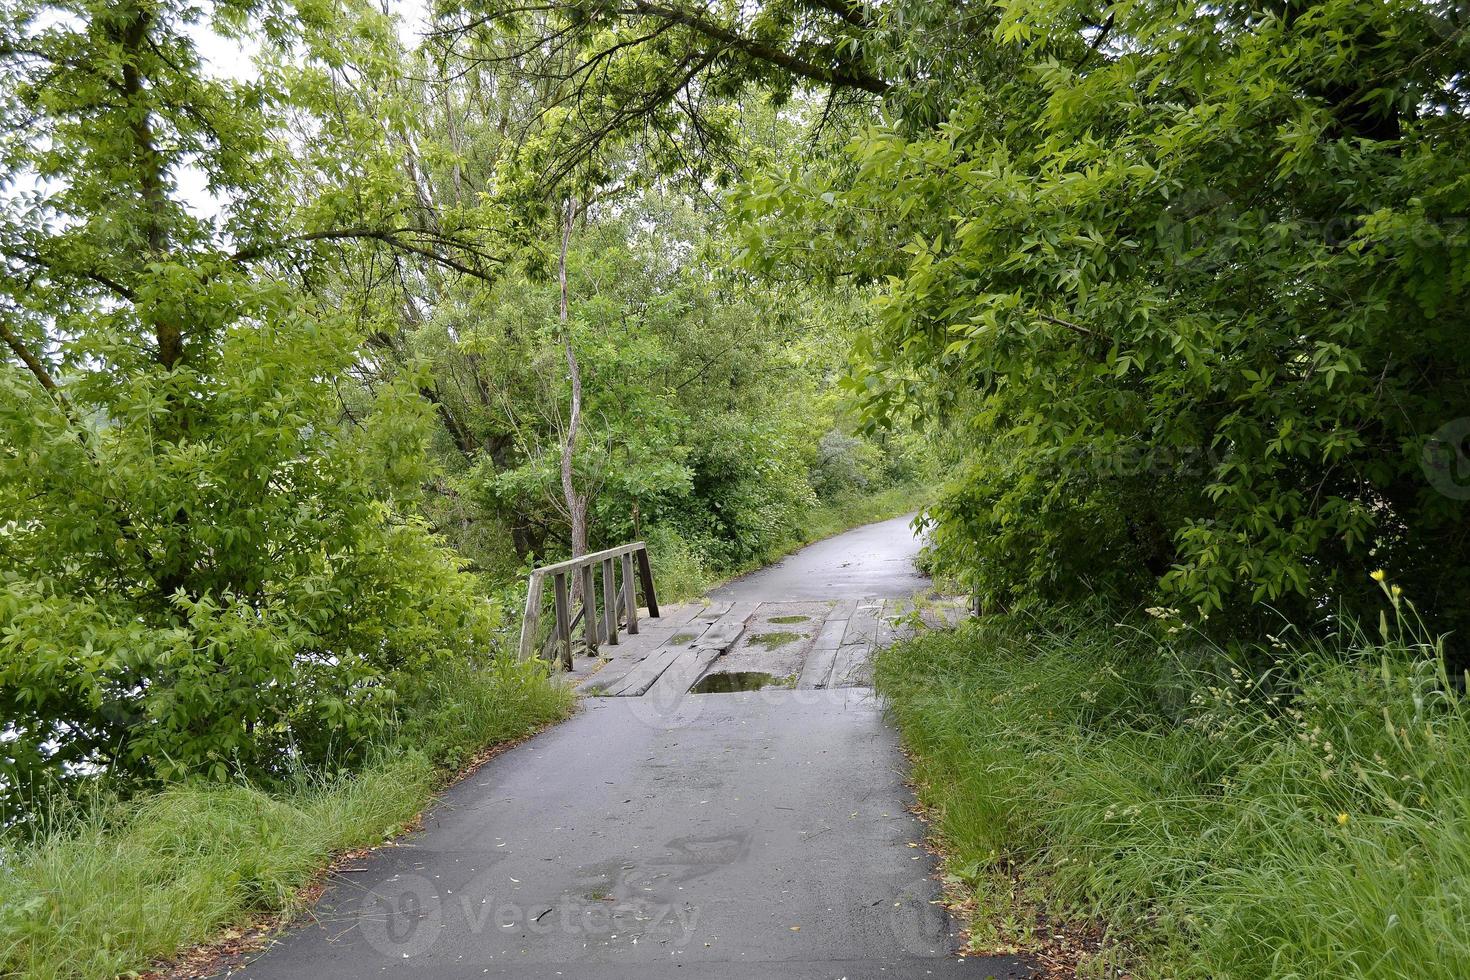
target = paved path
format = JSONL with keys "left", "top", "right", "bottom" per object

{"left": 713, "top": 513, "right": 931, "bottom": 600}
{"left": 218, "top": 518, "right": 1031, "bottom": 979}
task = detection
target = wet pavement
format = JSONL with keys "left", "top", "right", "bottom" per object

{"left": 215, "top": 517, "right": 1031, "bottom": 980}
{"left": 712, "top": 513, "right": 930, "bottom": 601}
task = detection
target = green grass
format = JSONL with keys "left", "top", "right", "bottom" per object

{"left": 875, "top": 606, "right": 1470, "bottom": 978}
{"left": 0, "top": 657, "right": 573, "bottom": 980}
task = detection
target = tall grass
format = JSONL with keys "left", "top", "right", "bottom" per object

{"left": 875, "top": 604, "right": 1470, "bottom": 978}
{"left": 0, "top": 657, "right": 573, "bottom": 980}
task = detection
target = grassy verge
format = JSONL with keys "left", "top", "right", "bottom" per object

{"left": 875, "top": 606, "right": 1470, "bottom": 978}
{"left": 655, "top": 485, "right": 926, "bottom": 601}
{"left": 0, "top": 657, "right": 574, "bottom": 980}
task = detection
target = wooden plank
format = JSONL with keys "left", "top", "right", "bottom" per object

{"left": 600, "top": 643, "right": 687, "bottom": 697}
{"left": 531, "top": 541, "right": 645, "bottom": 577}
{"left": 826, "top": 604, "right": 881, "bottom": 688}
{"left": 602, "top": 605, "right": 750, "bottom": 697}
{"left": 648, "top": 646, "right": 722, "bottom": 700}
{"left": 601, "top": 557, "right": 618, "bottom": 646}
{"left": 695, "top": 623, "right": 743, "bottom": 650}
{"left": 874, "top": 599, "right": 916, "bottom": 649}
{"left": 798, "top": 605, "right": 857, "bottom": 689}
{"left": 811, "top": 616, "right": 848, "bottom": 651}
{"left": 646, "top": 605, "right": 751, "bottom": 697}
{"left": 621, "top": 552, "right": 638, "bottom": 635}
{"left": 552, "top": 572, "right": 572, "bottom": 671}
{"left": 830, "top": 642, "right": 870, "bottom": 689}
{"left": 543, "top": 602, "right": 586, "bottom": 660}
{"left": 692, "top": 603, "right": 752, "bottom": 650}
{"left": 843, "top": 603, "right": 881, "bottom": 647}
{"left": 636, "top": 546, "right": 660, "bottom": 618}
{"left": 797, "top": 645, "right": 840, "bottom": 689}
{"left": 653, "top": 601, "right": 706, "bottom": 629}
{"left": 691, "top": 599, "right": 733, "bottom": 624}
{"left": 518, "top": 571, "right": 545, "bottom": 660}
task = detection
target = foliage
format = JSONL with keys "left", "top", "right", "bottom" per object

{"left": 0, "top": 0, "right": 514, "bottom": 820}
{"left": 876, "top": 596, "right": 1470, "bottom": 977}
{"left": 0, "top": 656, "right": 572, "bottom": 980}
{"left": 373, "top": 176, "right": 908, "bottom": 582}
{"left": 735, "top": 0, "right": 1470, "bottom": 638}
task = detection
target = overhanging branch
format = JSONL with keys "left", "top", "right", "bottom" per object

{"left": 229, "top": 228, "right": 504, "bottom": 283}
{"left": 621, "top": 0, "right": 889, "bottom": 94}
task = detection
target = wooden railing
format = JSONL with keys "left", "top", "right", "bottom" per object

{"left": 518, "top": 542, "right": 659, "bottom": 670}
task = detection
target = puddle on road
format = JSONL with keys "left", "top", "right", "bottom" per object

{"left": 747, "top": 631, "right": 802, "bottom": 650}
{"left": 691, "top": 671, "right": 790, "bottom": 694}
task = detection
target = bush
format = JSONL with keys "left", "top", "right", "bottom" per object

{"left": 810, "top": 430, "right": 881, "bottom": 498}
{"left": 875, "top": 601, "right": 1470, "bottom": 977}
{"left": 0, "top": 309, "right": 504, "bottom": 822}
{"left": 643, "top": 525, "right": 715, "bottom": 603}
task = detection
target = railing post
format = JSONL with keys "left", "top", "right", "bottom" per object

{"left": 601, "top": 557, "right": 618, "bottom": 645}
{"left": 552, "top": 572, "right": 572, "bottom": 670}
{"left": 518, "top": 570, "right": 544, "bottom": 660}
{"left": 636, "top": 544, "right": 659, "bottom": 619}
{"left": 580, "top": 564, "right": 598, "bottom": 656}
{"left": 621, "top": 551, "right": 638, "bottom": 635}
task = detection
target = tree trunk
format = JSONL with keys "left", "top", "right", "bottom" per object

{"left": 116, "top": 2, "right": 192, "bottom": 604}
{"left": 118, "top": 3, "right": 181, "bottom": 371}
{"left": 558, "top": 197, "right": 589, "bottom": 567}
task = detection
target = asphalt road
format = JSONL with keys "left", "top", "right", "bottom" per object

{"left": 712, "top": 512, "right": 931, "bottom": 601}
{"left": 219, "top": 518, "right": 1029, "bottom": 980}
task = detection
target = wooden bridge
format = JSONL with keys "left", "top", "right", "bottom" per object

{"left": 518, "top": 531, "right": 968, "bottom": 698}
{"left": 518, "top": 541, "right": 659, "bottom": 669}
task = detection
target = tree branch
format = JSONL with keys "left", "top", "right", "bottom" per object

{"left": 622, "top": 0, "right": 889, "bottom": 94}
{"left": 0, "top": 319, "right": 64, "bottom": 396}
{"left": 798, "top": 0, "right": 870, "bottom": 31}
{"left": 3, "top": 248, "right": 138, "bottom": 302}
{"left": 1038, "top": 312, "right": 1105, "bottom": 340}
{"left": 229, "top": 228, "right": 504, "bottom": 283}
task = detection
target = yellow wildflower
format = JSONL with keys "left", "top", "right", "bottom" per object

{"left": 1336, "top": 812, "right": 1350, "bottom": 826}
{"left": 1370, "top": 569, "right": 1386, "bottom": 583}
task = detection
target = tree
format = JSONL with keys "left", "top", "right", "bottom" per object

{"left": 557, "top": 194, "right": 590, "bottom": 561}
{"left": 0, "top": 0, "right": 503, "bottom": 815}
{"left": 738, "top": 0, "right": 1470, "bottom": 636}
